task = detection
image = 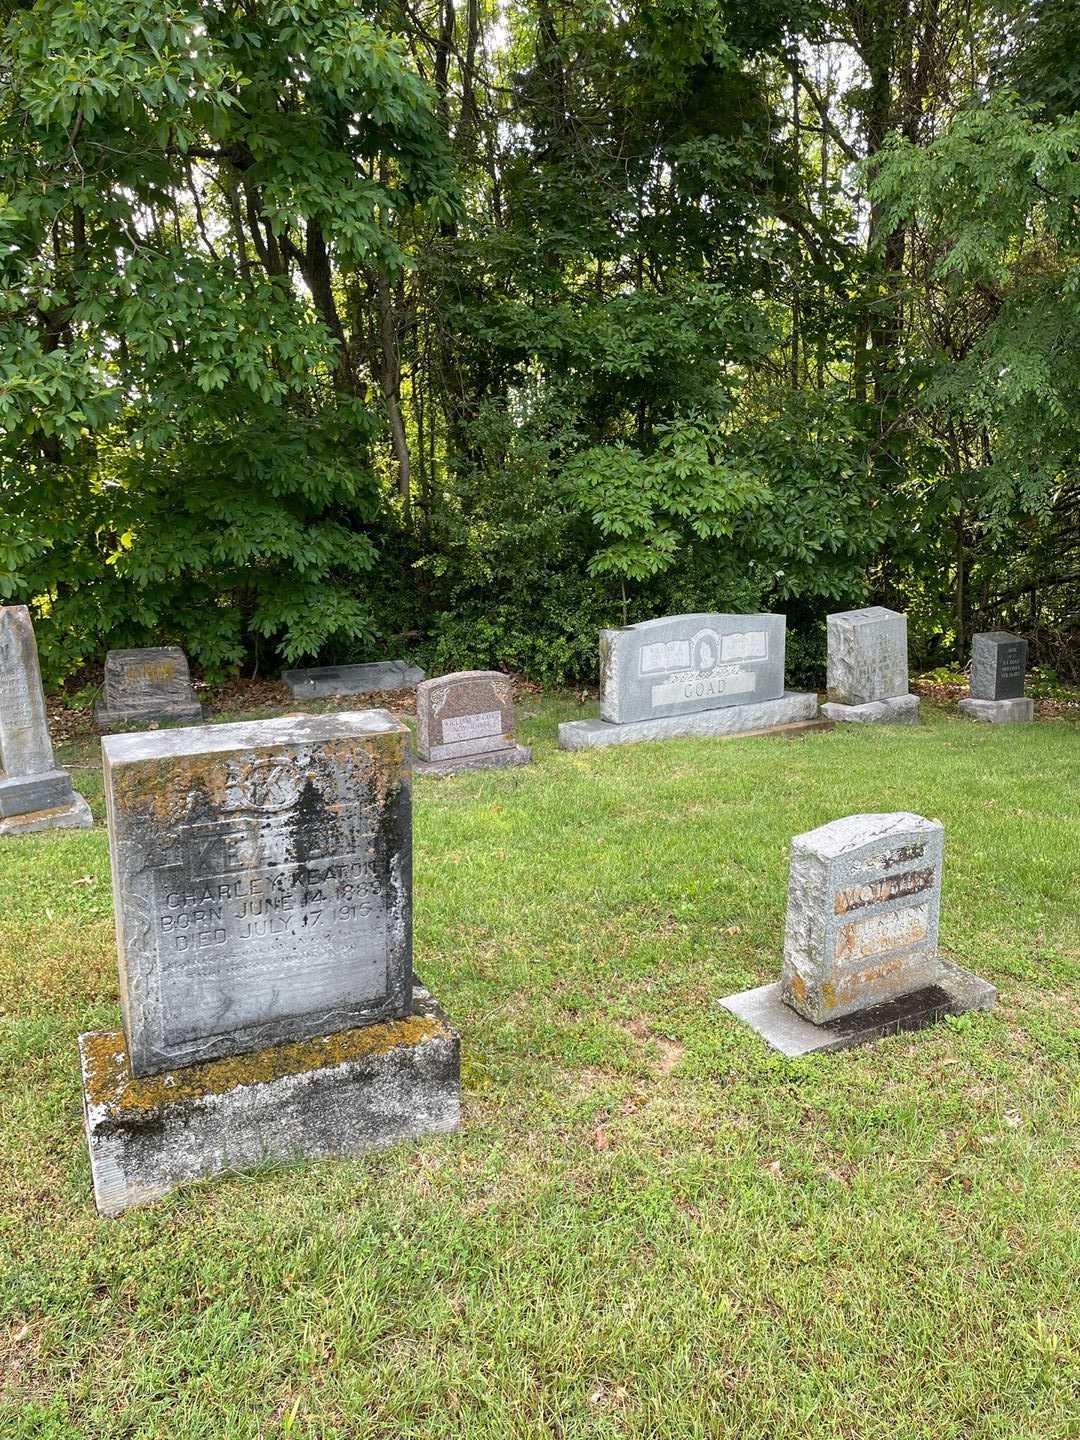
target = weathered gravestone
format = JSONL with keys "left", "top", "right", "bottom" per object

{"left": 282, "top": 660, "right": 425, "bottom": 700}
{"left": 558, "top": 613, "right": 820, "bottom": 749}
{"left": 78, "top": 711, "right": 460, "bottom": 1215}
{"left": 959, "top": 631, "right": 1032, "bottom": 724}
{"left": 0, "top": 606, "right": 92, "bottom": 836}
{"left": 95, "top": 647, "right": 203, "bottom": 730}
{"left": 415, "top": 671, "right": 530, "bottom": 775}
{"left": 719, "top": 812, "right": 995, "bottom": 1055}
{"left": 820, "top": 607, "right": 919, "bottom": 725}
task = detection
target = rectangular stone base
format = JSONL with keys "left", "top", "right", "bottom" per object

{"left": 95, "top": 702, "right": 203, "bottom": 731}
{"left": 820, "top": 693, "right": 919, "bottom": 725}
{"left": 718, "top": 960, "right": 996, "bottom": 1057}
{"left": 414, "top": 743, "right": 532, "bottom": 776}
{"left": 282, "top": 661, "right": 426, "bottom": 699}
{"left": 958, "top": 697, "right": 1033, "bottom": 724}
{"left": 80, "top": 981, "right": 460, "bottom": 1217}
{"left": 0, "top": 768, "right": 74, "bottom": 818}
{"left": 0, "top": 791, "right": 92, "bottom": 836}
{"left": 558, "top": 691, "right": 820, "bottom": 750}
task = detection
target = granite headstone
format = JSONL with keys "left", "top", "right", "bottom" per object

{"left": 96, "top": 646, "right": 203, "bottom": 729}
{"left": 970, "top": 631, "right": 1027, "bottom": 701}
{"left": 415, "top": 671, "right": 530, "bottom": 774}
{"left": 822, "top": 607, "right": 918, "bottom": 724}
{"left": 282, "top": 661, "right": 425, "bottom": 700}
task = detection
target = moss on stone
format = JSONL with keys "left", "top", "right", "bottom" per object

{"left": 82, "top": 1013, "right": 444, "bottom": 1117}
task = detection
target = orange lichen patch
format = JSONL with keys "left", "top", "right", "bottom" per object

{"left": 110, "top": 752, "right": 230, "bottom": 822}
{"left": 787, "top": 973, "right": 808, "bottom": 1007}
{"left": 82, "top": 1014, "right": 445, "bottom": 1116}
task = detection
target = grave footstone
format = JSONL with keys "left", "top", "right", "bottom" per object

{"left": 558, "top": 613, "right": 821, "bottom": 749}
{"left": 414, "top": 671, "right": 530, "bottom": 774}
{"left": 719, "top": 811, "right": 995, "bottom": 1055}
{"left": 820, "top": 607, "right": 919, "bottom": 724}
{"left": 282, "top": 660, "right": 425, "bottom": 700}
{"left": 0, "top": 605, "right": 92, "bottom": 835}
{"left": 79, "top": 710, "right": 460, "bottom": 1215}
{"left": 95, "top": 647, "right": 203, "bottom": 730}
{"left": 959, "top": 632, "right": 1032, "bottom": 724}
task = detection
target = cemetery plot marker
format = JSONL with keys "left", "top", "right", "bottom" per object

{"left": 719, "top": 812, "right": 995, "bottom": 1055}
{"left": 821, "top": 607, "right": 919, "bottom": 725}
{"left": 95, "top": 646, "right": 203, "bottom": 730}
{"left": 959, "top": 632, "right": 1033, "bottom": 724}
{"left": 414, "top": 671, "right": 530, "bottom": 775}
{"left": 0, "top": 605, "right": 92, "bottom": 836}
{"left": 282, "top": 660, "right": 425, "bottom": 699}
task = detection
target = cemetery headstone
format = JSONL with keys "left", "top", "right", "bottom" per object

{"left": 415, "top": 671, "right": 530, "bottom": 774}
{"left": 95, "top": 646, "right": 203, "bottom": 730}
{"left": 0, "top": 605, "right": 92, "bottom": 835}
{"left": 820, "top": 607, "right": 919, "bottom": 724}
{"left": 719, "top": 811, "right": 995, "bottom": 1055}
{"left": 559, "top": 612, "right": 821, "bottom": 749}
{"left": 282, "top": 660, "right": 425, "bottom": 700}
{"left": 79, "top": 710, "right": 460, "bottom": 1215}
{"left": 959, "top": 631, "right": 1033, "bottom": 724}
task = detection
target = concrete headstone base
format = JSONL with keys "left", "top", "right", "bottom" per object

{"left": 718, "top": 959, "right": 996, "bottom": 1057}
{"left": 958, "top": 697, "right": 1033, "bottom": 725}
{"left": 282, "top": 661, "right": 426, "bottom": 699}
{"left": 558, "top": 690, "right": 820, "bottom": 750}
{"left": 79, "top": 981, "right": 460, "bottom": 1217}
{"left": 820, "top": 694, "right": 919, "bottom": 725}
{"left": 0, "top": 791, "right": 92, "bottom": 836}
{"left": 95, "top": 702, "right": 204, "bottom": 731}
{"left": 414, "top": 743, "right": 532, "bottom": 776}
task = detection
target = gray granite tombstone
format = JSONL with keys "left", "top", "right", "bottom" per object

{"left": 282, "top": 660, "right": 425, "bottom": 700}
{"left": 719, "top": 811, "right": 995, "bottom": 1055}
{"left": 0, "top": 605, "right": 91, "bottom": 835}
{"left": 559, "top": 612, "right": 821, "bottom": 749}
{"left": 415, "top": 671, "right": 530, "bottom": 774}
{"left": 958, "top": 631, "right": 1033, "bottom": 723}
{"left": 96, "top": 646, "right": 203, "bottom": 730}
{"left": 80, "top": 710, "right": 460, "bottom": 1214}
{"left": 821, "top": 607, "right": 919, "bottom": 724}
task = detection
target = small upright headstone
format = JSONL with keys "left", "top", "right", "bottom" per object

{"left": 282, "top": 660, "right": 425, "bottom": 700}
{"left": 559, "top": 613, "right": 820, "bottom": 749}
{"left": 719, "top": 811, "right": 995, "bottom": 1055}
{"left": 959, "top": 632, "right": 1032, "bottom": 724}
{"left": 821, "top": 607, "right": 919, "bottom": 724}
{"left": 79, "top": 711, "right": 460, "bottom": 1214}
{"left": 0, "top": 605, "right": 92, "bottom": 835}
{"left": 95, "top": 646, "right": 203, "bottom": 730}
{"left": 415, "top": 671, "right": 530, "bottom": 774}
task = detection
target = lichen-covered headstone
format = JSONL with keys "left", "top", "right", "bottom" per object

{"left": 96, "top": 646, "right": 203, "bottom": 730}
{"left": 0, "top": 605, "right": 92, "bottom": 835}
{"left": 415, "top": 671, "right": 530, "bottom": 774}
{"left": 821, "top": 607, "right": 918, "bottom": 724}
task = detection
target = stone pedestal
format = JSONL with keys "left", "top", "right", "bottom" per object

{"left": 95, "top": 647, "right": 203, "bottom": 730}
{"left": 820, "top": 694, "right": 920, "bottom": 725}
{"left": 80, "top": 981, "right": 460, "bottom": 1217}
{"left": 282, "top": 661, "right": 425, "bottom": 699}
{"left": 558, "top": 691, "right": 821, "bottom": 750}
{"left": 415, "top": 744, "right": 532, "bottom": 776}
{"left": 958, "top": 697, "right": 1034, "bottom": 724}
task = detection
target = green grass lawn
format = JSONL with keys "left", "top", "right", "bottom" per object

{"left": 2, "top": 698, "right": 1078, "bottom": 1438}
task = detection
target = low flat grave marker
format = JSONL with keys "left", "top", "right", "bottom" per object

{"left": 821, "top": 607, "right": 919, "bottom": 725}
{"left": 0, "top": 605, "right": 92, "bottom": 835}
{"left": 95, "top": 646, "right": 203, "bottom": 730}
{"left": 559, "top": 612, "right": 821, "bottom": 749}
{"left": 959, "top": 631, "right": 1032, "bottom": 724}
{"left": 415, "top": 671, "right": 530, "bottom": 775}
{"left": 79, "top": 710, "right": 460, "bottom": 1215}
{"left": 720, "top": 811, "right": 995, "bottom": 1055}
{"left": 282, "top": 660, "right": 425, "bottom": 700}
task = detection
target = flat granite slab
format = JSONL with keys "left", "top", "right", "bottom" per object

{"left": 0, "top": 792, "right": 92, "bottom": 836}
{"left": 718, "top": 960, "right": 996, "bottom": 1057}
{"left": 80, "top": 981, "right": 460, "bottom": 1216}
{"left": 558, "top": 691, "right": 819, "bottom": 750}
{"left": 282, "top": 661, "right": 426, "bottom": 699}
{"left": 958, "top": 697, "right": 1033, "bottom": 724}
{"left": 820, "top": 694, "right": 919, "bottom": 725}
{"left": 414, "top": 743, "right": 532, "bottom": 776}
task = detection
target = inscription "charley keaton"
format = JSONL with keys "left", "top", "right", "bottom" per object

{"left": 104, "top": 711, "right": 412, "bottom": 1075}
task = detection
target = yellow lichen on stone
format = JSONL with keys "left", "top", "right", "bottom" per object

{"left": 83, "top": 1014, "right": 444, "bottom": 1116}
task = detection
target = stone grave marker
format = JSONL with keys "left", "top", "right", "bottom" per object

{"left": 719, "top": 811, "right": 995, "bottom": 1055}
{"left": 0, "top": 605, "right": 92, "bottom": 835}
{"left": 79, "top": 710, "right": 460, "bottom": 1214}
{"left": 959, "top": 631, "right": 1032, "bottom": 724}
{"left": 559, "top": 612, "right": 821, "bottom": 749}
{"left": 821, "top": 607, "right": 919, "bottom": 724}
{"left": 414, "top": 671, "right": 530, "bottom": 774}
{"left": 282, "top": 660, "right": 425, "bottom": 700}
{"left": 95, "top": 646, "right": 203, "bottom": 730}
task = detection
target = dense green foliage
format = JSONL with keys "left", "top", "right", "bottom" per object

{"left": 1, "top": 0, "right": 1077, "bottom": 682}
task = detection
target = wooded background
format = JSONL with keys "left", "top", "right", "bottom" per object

{"left": 2, "top": 0, "right": 1077, "bottom": 685}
